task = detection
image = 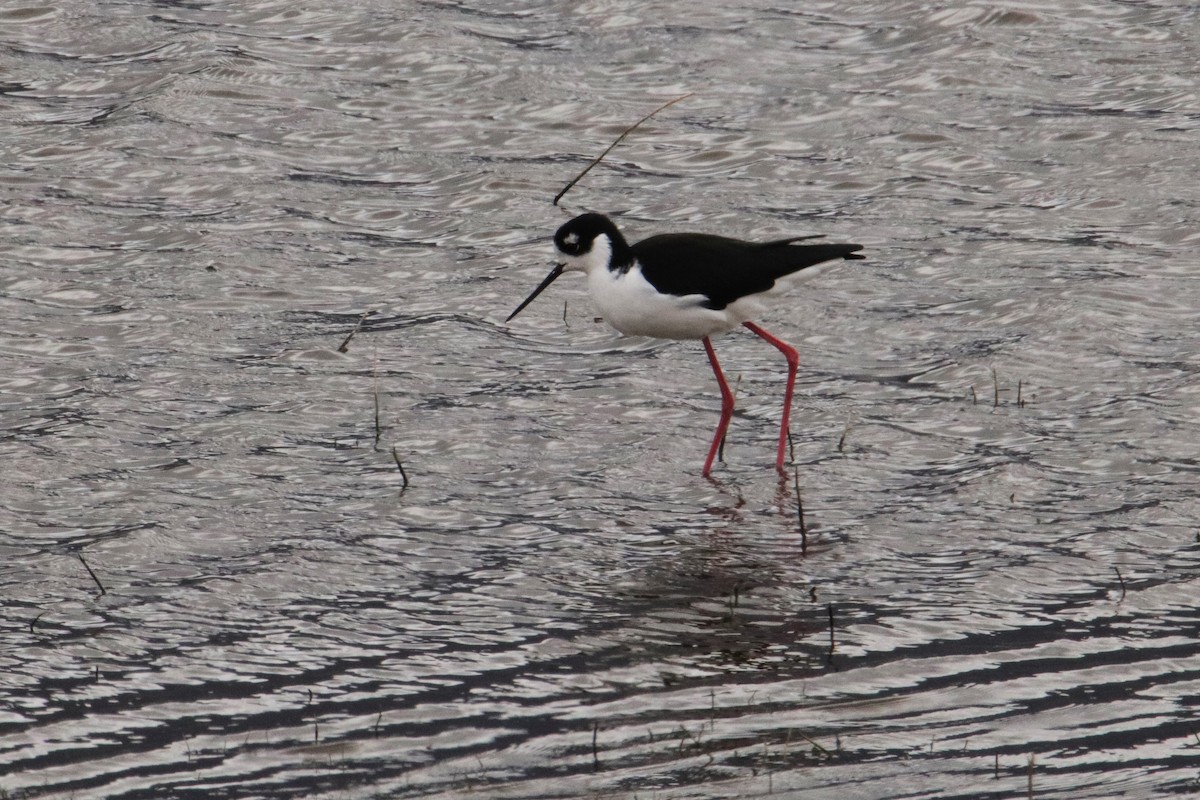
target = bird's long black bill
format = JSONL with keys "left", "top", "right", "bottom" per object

{"left": 506, "top": 264, "right": 564, "bottom": 323}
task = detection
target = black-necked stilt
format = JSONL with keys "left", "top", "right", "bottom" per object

{"left": 507, "top": 212, "right": 865, "bottom": 476}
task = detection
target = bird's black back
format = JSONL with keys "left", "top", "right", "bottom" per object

{"left": 631, "top": 233, "right": 865, "bottom": 310}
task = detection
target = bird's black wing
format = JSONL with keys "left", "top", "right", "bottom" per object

{"left": 632, "top": 233, "right": 864, "bottom": 310}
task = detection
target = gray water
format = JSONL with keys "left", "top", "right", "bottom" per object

{"left": 2, "top": 1, "right": 1199, "bottom": 798}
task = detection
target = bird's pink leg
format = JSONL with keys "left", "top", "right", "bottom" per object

{"left": 743, "top": 321, "right": 799, "bottom": 473}
{"left": 701, "top": 336, "right": 735, "bottom": 477}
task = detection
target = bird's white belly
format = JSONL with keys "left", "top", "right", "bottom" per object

{"left": 586, "top": 264, "right": 754, "bottom": 340}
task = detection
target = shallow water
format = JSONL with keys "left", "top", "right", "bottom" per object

{"left": 2, "top": 1, "right": 1199, "bottom": 798}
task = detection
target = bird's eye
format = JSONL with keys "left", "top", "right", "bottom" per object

{"left": 559, "top": 231, "right": 583, "bottom": 254}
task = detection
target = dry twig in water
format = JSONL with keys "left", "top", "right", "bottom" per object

{"left": 553, "top": 93, "right": 693, "bottom": 206}
{"left": 391, "top": 446, "right": 410, "bottom": 490}
{"left": 338, "top": 310, "right": 373, "bottom": 353}
{"left": 827, "top": 602, "right": 836, "bottom": 657}
{"left": 837, "top": 420, "right": 853, "bottom": 453}
{"left": 372, "top": 352, "right": 383, "bottom": 448}
{"left": 793, "top": 467, "right": 808, "bottom": 549}
{"left": 77, "top": 552, "right": 106, "bottom": 597}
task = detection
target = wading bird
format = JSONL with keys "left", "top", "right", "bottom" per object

{"left": 507, "top": 213, "right": 864, "bottom": 476}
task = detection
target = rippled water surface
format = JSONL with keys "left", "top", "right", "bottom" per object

{"left": 3, "top": 1, "right": 1199, "bottom": 798}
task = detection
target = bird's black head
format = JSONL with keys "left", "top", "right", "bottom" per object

{"left": 505, "top": 213, "right": 631, "bottom": 324}
{"left": 553, "top": 213, "right": 629, "bottom": 262}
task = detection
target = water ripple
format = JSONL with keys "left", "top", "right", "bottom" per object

{"left": 3, "top": 0, "right": 1199, "bottom": 798}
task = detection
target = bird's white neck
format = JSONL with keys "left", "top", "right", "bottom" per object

{"left": 561, "top": 233, "right": 615, "bottom": 276}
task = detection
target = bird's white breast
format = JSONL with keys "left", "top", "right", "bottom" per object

{"left": 559, "top": 233, "right": 762, "bottom": 340}
{"left": 586, "top": 261, "right": 749, "bottom": 340}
